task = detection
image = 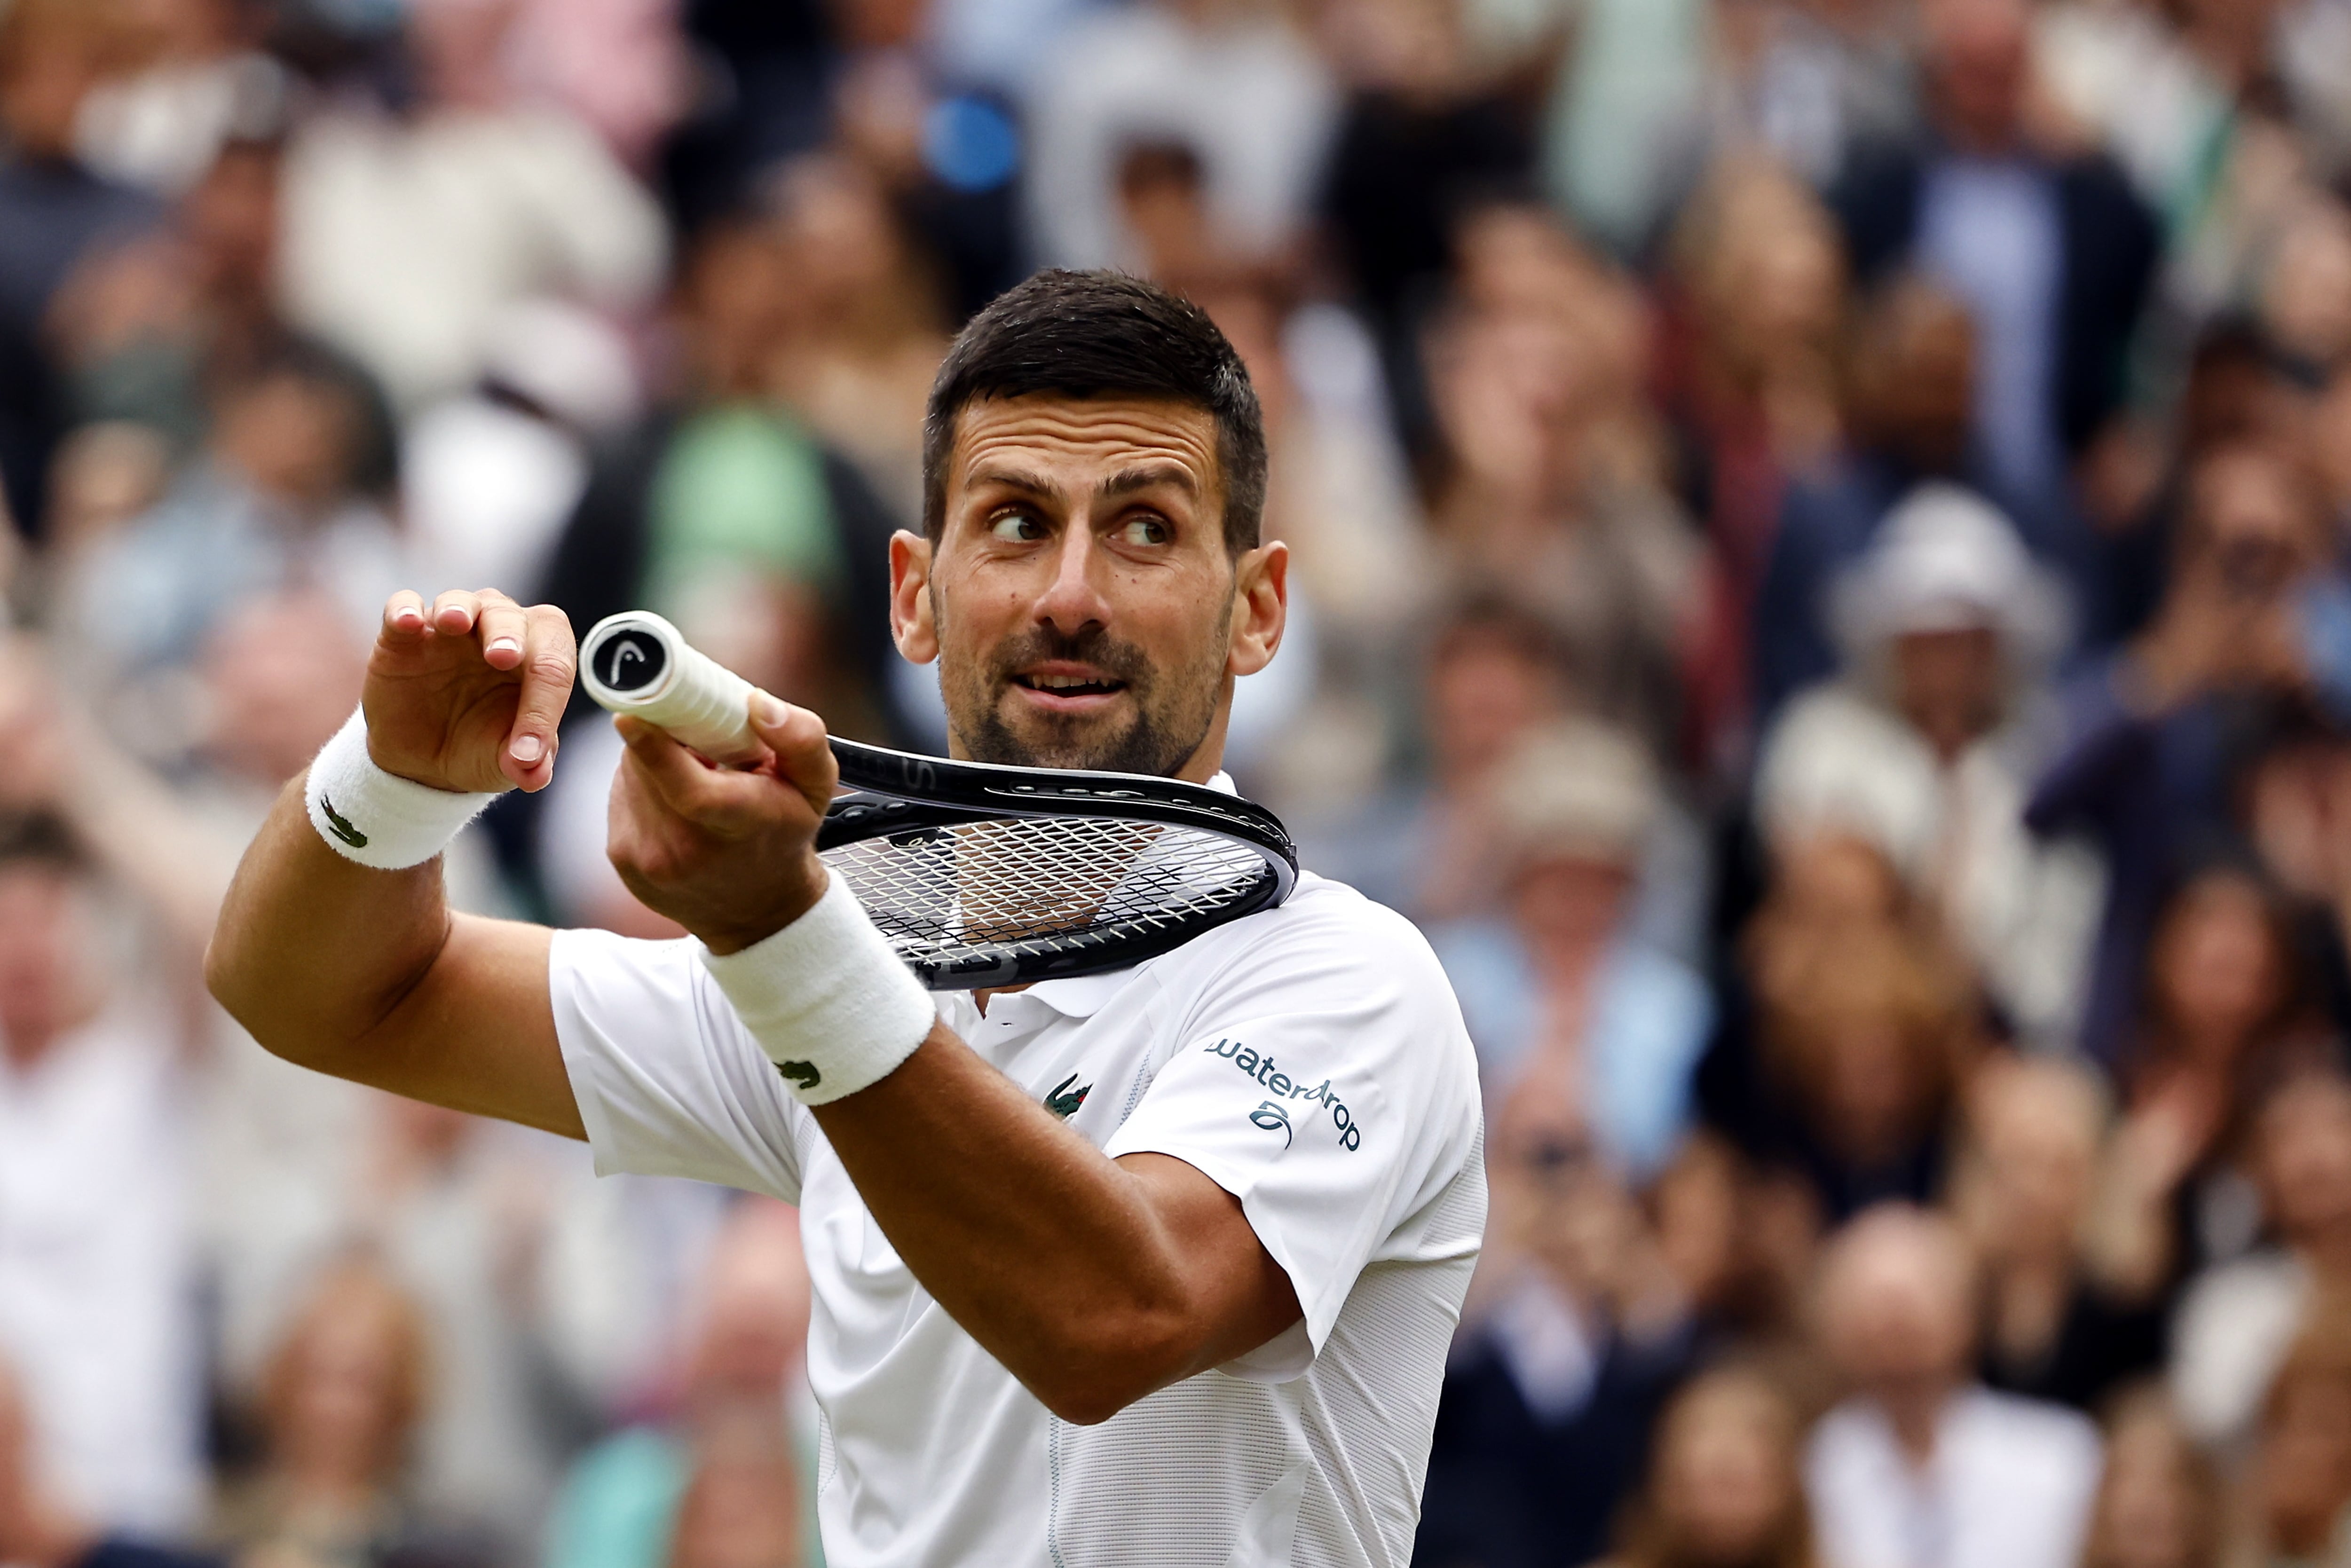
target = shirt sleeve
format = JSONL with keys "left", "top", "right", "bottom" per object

{"left": 549, "top": 926, "right": 817, "bottom": 1203}
{"left": 1101, "top": 895, "right": 1483, "bottom": 1378}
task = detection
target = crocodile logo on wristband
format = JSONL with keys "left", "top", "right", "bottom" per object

{"left": 319, "top": 796, "right": 369, "bottom": 849}
{"left": 776, "top": 1060, "right": 822, "bottom": 1090}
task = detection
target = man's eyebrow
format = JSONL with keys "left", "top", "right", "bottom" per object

{"left": 1099, "top": 464, "right": 1199, "bottom": 499}
{"left": 965, "top": 465, "right": 1057, "bottom": 496}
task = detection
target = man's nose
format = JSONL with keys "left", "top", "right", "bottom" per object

{"left": 1033, "top": 523, "right": 1111, "bottom": 635}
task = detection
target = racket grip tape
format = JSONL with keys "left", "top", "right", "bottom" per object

{"left": 577, "top": 611, "right": 766, "bottom": 765}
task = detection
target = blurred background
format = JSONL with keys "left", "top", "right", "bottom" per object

{"left": 2, "top": 0, "right": 2351, "bottom": 1565}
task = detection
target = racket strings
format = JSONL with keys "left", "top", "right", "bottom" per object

{"left": 821, "top": 815, "right": 1272, "bottom": 965}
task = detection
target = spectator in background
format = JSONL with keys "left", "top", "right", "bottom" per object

{"left": 1425, "top": 201, "right": 1702, "bottom": 763}
{"left": 1755, "top": 483, "right": 2099, "bottom": 1048}
{"left": 0, "top": 814, "right": 201, "bottom": 1537}
{"left": 1596, "top": 1366, "right": 1821, "bottom": 1568}
{"left": 2248, "top": 1317, "right": 2351, "bottom": 1568}
{"left": 1753, "top": 275, "right": 2028, "bottom": 721}
{"left": 2029, "top": 439, "right": 2338, "bottom": 1068}
{"left": 1417, "top": 1071, "right": 1698, "bottom": 1568}
{"left": 2172, "top": 1071, "right": 2351, "bottom": 1456}
{"left": 0, "top": 0, "right": 161, "bottom": 538}
{"left": 1435, "top": 720, "right": 1714, "bottom": 1182}
{"left": 213, "top": 1259, "right": 492, "bottom": 1568}
{"left": 762, "top": 149, "right": 952, "bottom": 528}
{"left": 1020, "top": 0, "right": 1336, "bottom": 272}
{"left": 56, "top": 339, "right": 403, "bottom": 701}
{"left": 1949, "top": 1056, "right": 2168, "bottom": 1412}
{"left": 1314, "top": 0, "right": 1534, "bottom": 443}
{"left": 824, "top": 0, "right": 1024, "bottom": 325}
{"left": 1831, "top": 0, "right": 2159, "bottom": 550}
{"left": 546, "top": 1198, "right": 816, "bottom": 1568}
{"left": 2077, "top": 1386, "right": 2225, "bottom": 1568}
{"left": 2109, "top": 867, "right": 2329, "bottom": 1288}
{"left": 307, "top": 1096, "right": 672, "bottom": 1551}
{"left": 1747, "top": 916, "right": 1975, "bottom": 1222}
{"left": 1302, "top": 596, "right": 1571, "bottom": 922}
{"left": 275, "top": 0, "right": 668, "bottom": 409}
{"left": 46, "top": 131, "right": 346, "bottom": 471}
{"left": 1804, "top": 1206, "right": 2104, "bottom": 1568}
{"left": 1658, "top": 154, "right": 1847, "bottom": 774}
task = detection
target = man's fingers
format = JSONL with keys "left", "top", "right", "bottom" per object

{"left": 381, "top": 591, "right": 428, "bottom": 641}
{"left": 749, "top": 691, "right": 838, "bottom": 814}
{"left": 431, "top": 588, "right": 481, "bottom": 635}
{"left": 500, "top": 603, "right": 576, "bottom": 792}
{"left": 616, "top": 716, "right": 783, "bottom": 834}
{"left": 474, "top": 592, "right": 529, "bottom": 670}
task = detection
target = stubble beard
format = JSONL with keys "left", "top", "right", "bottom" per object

{"left": 939, "top": 600, "right": 1230, "bottom": 777}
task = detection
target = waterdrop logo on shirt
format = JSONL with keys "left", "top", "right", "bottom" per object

{"left": 1202, "top": 1038, "right": 1364, "bottom": 1151}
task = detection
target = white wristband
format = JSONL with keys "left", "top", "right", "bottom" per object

{"left": 700, "top": 870, "right": 936, "bottom": 1105}
{"left": 304, "top": 709, "right": 501, "bottom": 871}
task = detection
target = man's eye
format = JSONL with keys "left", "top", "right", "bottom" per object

{"left": 1118, "top": 517, "right": 1170, "bottom": 546}
{"left": 989, "top": 512, "right": 1045, "bottom": 542}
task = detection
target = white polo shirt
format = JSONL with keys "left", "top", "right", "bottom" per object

{"left": 551, "top": 870, "right": 1485, "bottom": 1568}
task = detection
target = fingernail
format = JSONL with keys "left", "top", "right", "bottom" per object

{"left": 487, "top": 637, "right": 520, "bottom": 658}
{"left": 511, "top": 733, "right": 544, "bottom": 763}
{"left": 753, "top": 692, "right": 789, "bottom": 728}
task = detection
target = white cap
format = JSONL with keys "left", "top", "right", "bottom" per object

{"left": 1827, "top": 481, "right": 2069, "bottom": 666}
{"left": 1491, "top": 720, "right": 1659, "bottom": 870}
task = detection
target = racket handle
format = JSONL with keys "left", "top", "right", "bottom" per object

{"left": 577, "top": 611, "right": 765, "bottom": 765}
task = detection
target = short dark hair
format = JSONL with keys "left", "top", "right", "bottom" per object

{"left": 921, "top": 270, "right": 1267, "bottom": 554}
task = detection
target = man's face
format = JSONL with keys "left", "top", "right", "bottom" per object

{"left": 1922, "top": 0, "right": 2028, "bottom": 152}
{"left": 2186, "top": 448, "right": 2325, "bottom": 604}
{"left": 891, "top": 394, "right": 1285, "bottom": 779}
{"left": 0, "top": 864, "right": 92, "bottom": 1061}
{"left": 1892, "top": 624, "right": 2002, "bottom": 757}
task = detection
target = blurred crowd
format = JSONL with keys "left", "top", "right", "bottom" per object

{"left": 1, "top": 0, "right": 2351, "bottom": 1566}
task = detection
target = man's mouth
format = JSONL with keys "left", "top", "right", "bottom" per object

{"left": 1009, "top": 664, "right": 1130, "bottom": 711}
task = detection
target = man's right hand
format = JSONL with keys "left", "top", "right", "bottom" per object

{"left": 365, "top": 589, "right": 577, "bottom": 794}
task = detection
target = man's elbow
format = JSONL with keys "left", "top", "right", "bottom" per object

{"left": 203, "top": 931, "right": 339, "bottom": 1070}
{"left": 1028, "top": 1314, "right": 1199, "bottom": 1427}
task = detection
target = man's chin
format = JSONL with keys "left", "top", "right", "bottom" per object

{"left": 960, "top": 696, "right": 1199, "bottom": 775}
{"left": 970, "top": 704, "right": 1136, "bottom": 772}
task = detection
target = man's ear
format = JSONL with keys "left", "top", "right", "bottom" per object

{"left": 1226, "top": 540, "right": 1288, "bottom": 678}
{"left": 890, "top": 530, "right": 939, "bottom": 664}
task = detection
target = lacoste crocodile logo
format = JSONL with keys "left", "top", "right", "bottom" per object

{"left": 1043, "top": 1073, "right": 1091, "bottom": 1119}
{"left": 776, "top": 1060, "right": 821, "bottom": 1091}
{"left": 319, "top": 796, "right": 368, "bottom": 849}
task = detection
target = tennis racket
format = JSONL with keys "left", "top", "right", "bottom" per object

{"left": 577, "top": 611, "right": 1299, "bottom": 989}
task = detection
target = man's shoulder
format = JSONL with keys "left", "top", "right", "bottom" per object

{"left": 1173, "top": 872, "right": 1457, "bottom": 995}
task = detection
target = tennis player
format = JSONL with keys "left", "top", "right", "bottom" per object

{"left": 208, "top": 270, "right": 1484, "bottom": 1567}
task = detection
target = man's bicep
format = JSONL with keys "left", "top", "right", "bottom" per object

{"left": 1117, "top": 1151, "right": 1303, "bottom": 1372}
{"left": 354, "top": 914, "right": 584, "bottom": 1139}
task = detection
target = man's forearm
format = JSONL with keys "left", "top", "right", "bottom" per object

{"left": 205, "top": 780, "right": 455, "bottom": 1062}
{"left": 810, "top": 1029, "right": 1298, "bottom": 1425}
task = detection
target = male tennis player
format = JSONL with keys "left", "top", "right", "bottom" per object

{"left": 208, "top": 271, "right": 1484, "bottom": 1567}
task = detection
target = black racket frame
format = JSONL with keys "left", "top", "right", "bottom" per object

{"left": 815, "top": 738, "right": 1300, "bottom": 989}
